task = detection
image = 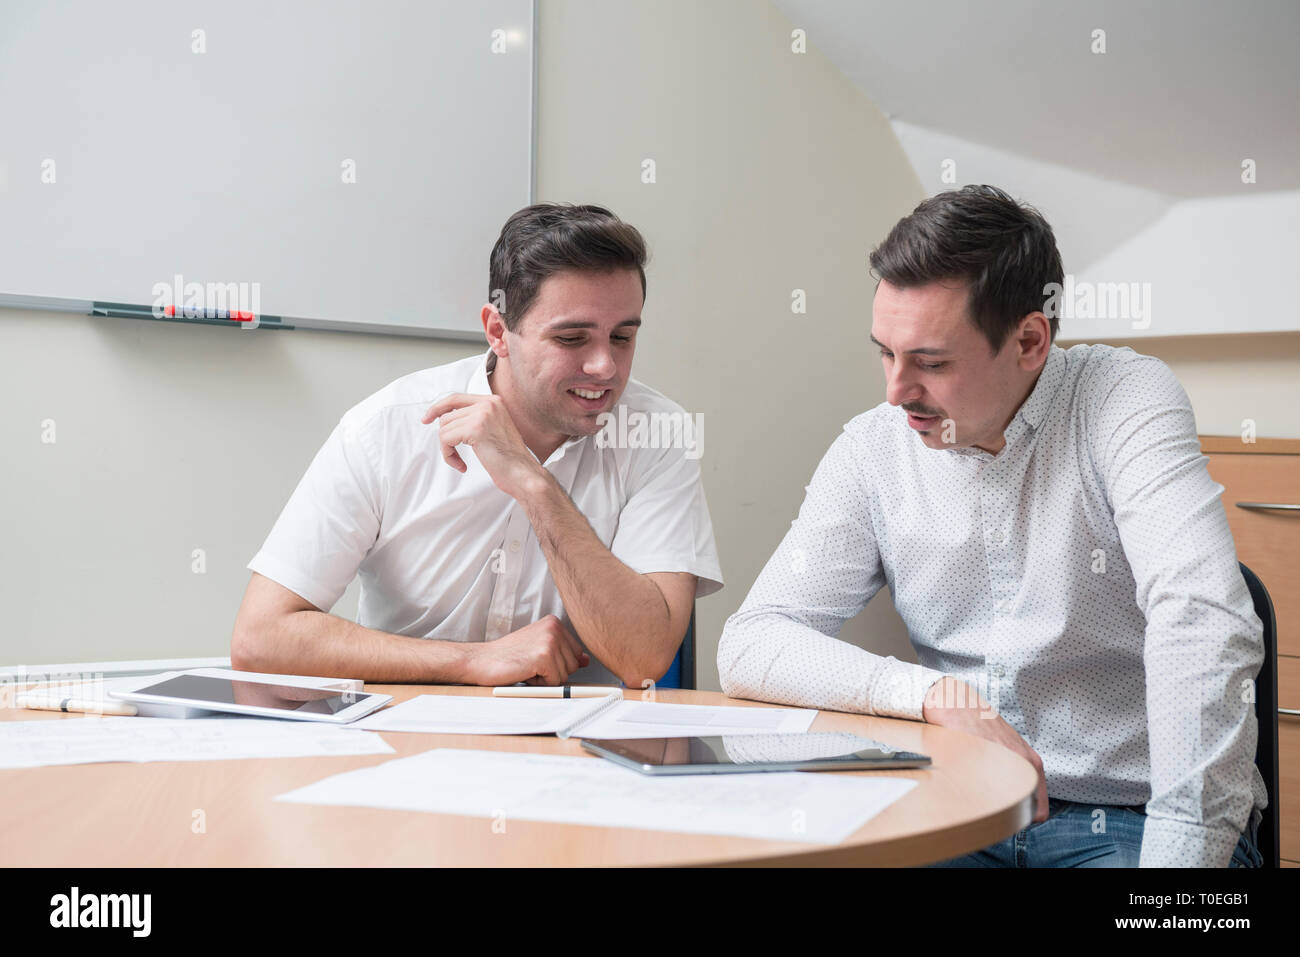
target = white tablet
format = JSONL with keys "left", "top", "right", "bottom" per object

{"left": 110, "top": 671, "right": 391, "bottom": 724}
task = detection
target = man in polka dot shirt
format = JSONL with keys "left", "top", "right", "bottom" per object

{"left": 719, "top": 185, "right": 1266, "bottom": 868}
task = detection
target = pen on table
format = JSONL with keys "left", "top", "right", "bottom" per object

{"left": 492, "top": 685, "right": 617, "bottom": 699}
{"left": 14, "top": 694, "right": 138, "bottom": 716}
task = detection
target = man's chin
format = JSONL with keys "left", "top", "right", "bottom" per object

{"left": 914, "top": 429, "right": 953, "bottom": 450}
{"left": 569, "top": 418, "right": 606, "bottom": 438}
{"left": 548, "top": 411, "right": 608, "bottom": 440}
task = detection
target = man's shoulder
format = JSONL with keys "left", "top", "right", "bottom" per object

{"left": 338, "top": 352, "right": 484, "bottom": 435}
{"left": 1058, "top": 342, "right": 1184, "bottom": 409}
{"left": 614, "top": 377, "right": 691, "bottom": 416}
{"left": 842, "top": 401, "right": 910, "bottom": 448}
{"left": 596, "top": 378, "right": 704, "bottom": 471}
{"left": 810, "top": 403, "right": 915, "bottom": 482}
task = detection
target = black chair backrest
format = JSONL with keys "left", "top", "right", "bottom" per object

{"left": 680, "top": 608, "right": 696, "bottom": 691}
{"left": 1240, "top": 562, "right": 1280, "bottom": 868}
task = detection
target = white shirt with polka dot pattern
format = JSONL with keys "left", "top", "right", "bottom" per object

{"left": 719, "top": 343, "right": 1267, "bottom": 868}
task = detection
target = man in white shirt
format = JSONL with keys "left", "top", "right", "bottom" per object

{"left": 718, "top": 185, "right": 1265, "bottom": 867}
{"left": 233, "top": 204, "right": 723, "bottom": 688}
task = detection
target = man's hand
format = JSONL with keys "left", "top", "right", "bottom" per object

{"left": 421, "top": 393, "right": 544, "bottom": 500}
{"left": 923, "top": 676, "right": 1049, "bottom": 823}
{"left": 459, "top": 615, "right": 591, "bottom": 686}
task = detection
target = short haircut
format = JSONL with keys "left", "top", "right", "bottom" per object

{"left": 868, "top": 185, "right": 1065, "bottom": 351}
{"left": 488, "top": 203, "right": 648, "bottom": 331}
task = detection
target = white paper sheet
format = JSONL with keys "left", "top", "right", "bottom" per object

{"left": 9, "top": 674, "right": 144, "bottom": 699}
{"left": 351, "top": 693, "right": 619, "bottom": 735}
{"left": 569, "top": 699, "right": 817, "bottom": 739}
{"left": 0, "top": 715, "right": 395, "bottom": 769}
{"left": 276, "top": 747, "right": 916, "bottom": 845}
{"left": 351, "top": 693, "right": 817, "bottom": 739}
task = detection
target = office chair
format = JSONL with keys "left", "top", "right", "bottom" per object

{"left": 655, "top": 607, "right": 697, "bottom": 690}
{"left": 1240, "top": 562, "right": 1281, "bottom": 868}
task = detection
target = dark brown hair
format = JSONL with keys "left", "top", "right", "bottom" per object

{"left": 868, "top": 185, "right": 1064, "bottom": 351}
{"left": 488, "top": 203, "right": 648, "bottom": 331}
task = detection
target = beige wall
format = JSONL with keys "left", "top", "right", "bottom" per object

{"left": 0, "top": 309, "right": 480, "bottom": 665}
{"left": 14, "top": 1, "right": 1288, "bottom": 680}
{"left": 0, "top": 0, "right": 920, "bottom": 676}
{"left": 534, "top": 0, "right": 923, "bottom": 684}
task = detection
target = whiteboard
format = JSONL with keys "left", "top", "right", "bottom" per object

{"left": 0, "top": 0, "right": 534, "bottom": 339}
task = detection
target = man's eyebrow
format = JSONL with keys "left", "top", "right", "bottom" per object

{"left": 869, "top": 334, "right": 949, "bottom": 356}
{"left": 544, "top": 317, "right": 642, "bottom": 332}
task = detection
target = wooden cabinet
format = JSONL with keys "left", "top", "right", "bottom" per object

{"left": 1280, "top": 658, "right": 1300, "bottom": 863}
{"left": 1201, "top": 436, "right": 1300, "bottom": 865}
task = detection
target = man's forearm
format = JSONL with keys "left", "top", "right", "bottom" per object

{"left": 232, "top": 609, "right": 473, "bottom": 683}
{"left": 1140, "top": 610, "right": 1260, "bottom": 866}
{"left": 518, "top": 469, "right": 674, "bottom": 686}
{"left": 719, "top": 604, "right": 950, "bottom": 719}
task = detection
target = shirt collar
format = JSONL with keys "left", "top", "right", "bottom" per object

{"left": 1016, "top": 344, "right": 1066, "bottom": 431}
{"left": 466, "top": 348, "right": 496, "bottom": 396}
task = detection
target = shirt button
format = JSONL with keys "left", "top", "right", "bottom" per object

{"left": 996, "top": 600, "right": 1008, "bottom": 613}
{"left": 990, "top": 665, "right": 1005, "bottom": 677}
{"left": 991, "top": 530, "right": 1004, "bottom": 543}
{"left": 509, "top": 540, "right": 521, "bottom": 553}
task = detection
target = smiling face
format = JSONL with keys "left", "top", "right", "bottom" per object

{"left": 871, "top": 279, "right": 1049, "bottom": 454}
{"left": 485, "top": 268, "right": 643, "bottom": 459}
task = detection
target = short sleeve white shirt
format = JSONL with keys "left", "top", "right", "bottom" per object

{"left": 249, "top": 350, "right": 723, "bottom": 684}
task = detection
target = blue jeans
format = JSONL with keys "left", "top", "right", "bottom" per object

{"left": 929, "top": 799, "right": 1264, "bottom": 867}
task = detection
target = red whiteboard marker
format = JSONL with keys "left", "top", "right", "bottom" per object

{"left": 163, "top": 304, "right": 256, "bottom": 321}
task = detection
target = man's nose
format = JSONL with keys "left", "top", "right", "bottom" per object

{"left": 884, "top": 363, "right": 919, "bottom": 407}
{"left": 584, "top": 346, "right": 617, "bottom": 380}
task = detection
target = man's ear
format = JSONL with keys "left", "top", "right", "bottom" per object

{"left": 482, "top": 303, "right": 509, "bottom": 358}
{"left": 1016, "top": 312, "right": 1052, "bottom": 370}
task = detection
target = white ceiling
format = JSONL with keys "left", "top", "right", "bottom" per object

{"left": 771, "top": 0, "right": 1300, "bottom": 198}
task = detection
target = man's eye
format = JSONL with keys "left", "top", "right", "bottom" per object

{"left": 919, "top": 361, "right": 946, "bottom": 370}
{"left": 556, "top": 336, "right": 582, "bottom": 345}
{"left": 613, "top": 335, "right": 633, "bottom": 343}
{"left": 880, "top": 351, "right": 894, "bottom": 360}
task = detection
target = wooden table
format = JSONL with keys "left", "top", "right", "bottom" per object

{"left": 0, "top": 685, "right": 1036, "bottom": 866}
